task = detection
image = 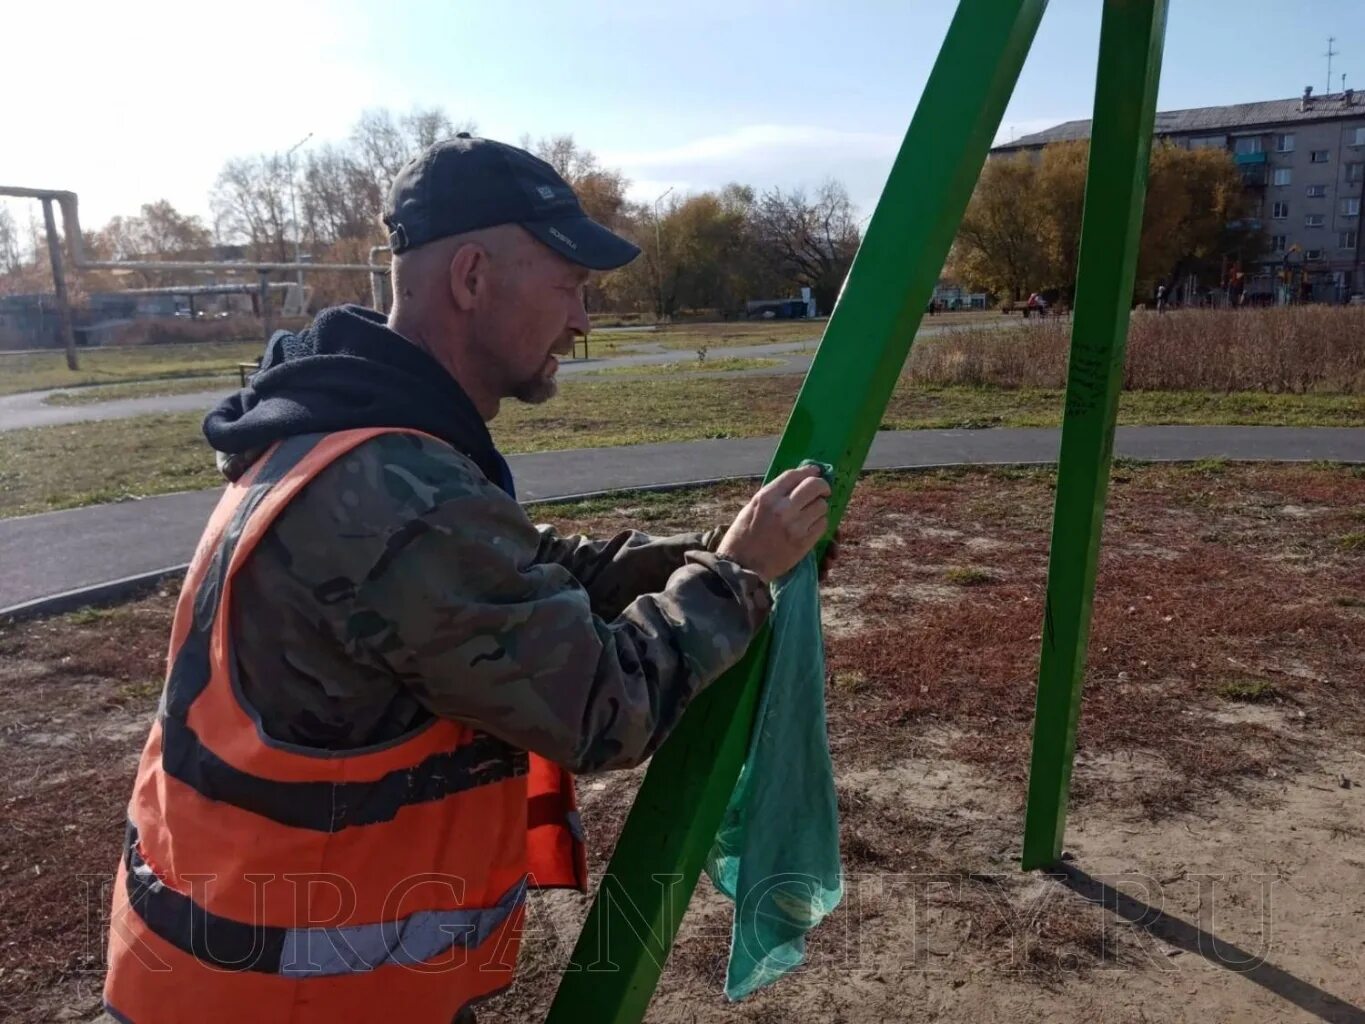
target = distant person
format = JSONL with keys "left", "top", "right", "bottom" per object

{"left": 1156, "top": 282, "right": 1167, "bottom": 313}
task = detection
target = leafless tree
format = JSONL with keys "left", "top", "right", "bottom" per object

{"left": 752, "top": 180, "right": 861, "bottom": 313}
{"left": 211, "top": 155, "right": 293, "bottom": 261}
{"left": 0, "top": 207, "right": 21, "bottom": 274}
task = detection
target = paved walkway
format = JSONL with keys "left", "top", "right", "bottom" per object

{"left": 3, "top": 425, "right": 1361, "bottom": 616}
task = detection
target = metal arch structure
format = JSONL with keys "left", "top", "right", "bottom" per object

{"left": 544, "top": 0, "right": 1169, "bottom": 1021}
{"left": 0, "top": 185, "right": 392, "bottom": 365}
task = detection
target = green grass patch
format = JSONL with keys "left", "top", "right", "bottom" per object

{"left": 1215, "top": 678, "right": 1281, "bottom": 703}
{"left": 830, "top": 670, "right": 871, "bottom": 693}
{"left": 43, "top": 375, "right": 238, "bottom": 406}
{"left": 1187, "top": 457, "right": 1229, "bottom": 476}
{"left": 1339, "top": 532, "right": 1365, "bottom": 552}
{"left": 583, "top": 357, "right": 785, "bottom": 378}
{"left": 0, "top": 341, "right": 264, "bottom": 397}
{"left": 2, "top": 378, "right": 1361, "bottom": 518}
{"left": 531, "top": 485, "right": 731, "bottom": 523}
{"left": 65, "top": 606, "right": 117, "bottom": 625}
{"left": 0, "top": 412, "right": 221, "bottom": 518}
{"left": 114, "top": 680, "right": 163, "bottom": 702}
{"left": 579, "top": 320, "right": 819, "bottom": 357}
{"left": 944, "top": 566, "right": 994, "bottom": 586}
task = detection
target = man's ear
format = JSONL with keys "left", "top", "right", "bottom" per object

{"left": 447, "top": 243, "right": 486, "bottom": 311}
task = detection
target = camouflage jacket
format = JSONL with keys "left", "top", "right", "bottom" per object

{"left": 227, "top": 432, "right": 772, "bottom": 772}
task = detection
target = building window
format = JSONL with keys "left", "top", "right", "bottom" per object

{"left": 1273, "top": 167, "right": 1292, "bottom": 186}
{"left": 1275, "top": 133, "right": 1295, "bottom": 152}
{"left": 1306, "top": 184, "right": 1328, "bottom": 198}
{"left": 1348, "top": 163, "right": 1365, "bottom": 183}
{"left": 1310, "top": 149, "right": 1330, "bottom": 163}
{"left": 1342, "top": 231, "right": 1359, "bottom": 250}
{"left": 1234, "top": 136, "right": 1264, "bottom": 155}
{"left": 1305, "top": 249, "right": 1323, "bottom": 261}
{"left": 1189, "top": 135, "right": 1224, "bottom": 150}
{"left": 1353, "top": 127, "right": 1365, "bottom": 147}
{"left": 1305, "top": 214, "right": 1326, "bottom": 228}
{"left": 1271, "top": 234, "right": 1287, "bottom": 253}
{"left": 1272, "top": 201, "right": 1289, "bottom": 218}
{"left": 1343, "top": 198, "right": 1362, "bottom": 217}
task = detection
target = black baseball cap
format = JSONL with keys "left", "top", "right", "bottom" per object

{"left": 383, "top": 134, "right": 641, "bottom": 270}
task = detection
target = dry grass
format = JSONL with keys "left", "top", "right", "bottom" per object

{"left": 909, "top": 306, "right": 1365, "bottom": 393}
{"left": 821, "top": 463, "right": 1365, "bottom": 818}
{"left": 2, "top": 465, "right": 1364, "bottom": 1020}
{"left": 0, "top": 339, "right": 266, "bottom": 397}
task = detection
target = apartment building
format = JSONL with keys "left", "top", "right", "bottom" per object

{"left": 993, "top": 87, "right": 1365, "bottom": 302}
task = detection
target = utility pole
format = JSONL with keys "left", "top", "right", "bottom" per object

{"left": 41, "top": 198, "right": 78, "bottom": 370}
{"left": 653, "top": 186, "right": 673, "bottom": 322}
{"left": 1325, "top": 36, "right": 1338, "bottom": 96}
{"left": 258, "top": 269, "right": 274, "bottom": 342}
{"left": 285, "top": 132, "right": 313, "bottom": 304}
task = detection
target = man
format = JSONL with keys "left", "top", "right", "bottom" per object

{"left": 103, "top": 135, "right": 829, "bottom": 1023}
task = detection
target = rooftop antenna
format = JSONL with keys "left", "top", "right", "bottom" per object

{"left": 1324, "top": 36, "right": 1337, "bottom": 95}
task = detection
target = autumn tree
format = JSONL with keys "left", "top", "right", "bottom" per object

{"left": 1137, "top": 142, "right": 1262, "bottom": 297}
{"left": 751, "top": 180, "right": 860, "bottom": 314}
{"left": 950, "top": 141, "right": 1262, "bottom": 303}
{"left": 87, "top": 200, "right": 214, "bottom": 288}
{"left": 0, "top": 205, "right": 49, "bottom": 298}
{"left": 211, "top": 154, "right": 293, "bottom": 261}
{"left": 1034, "top": 142, "right": 1088, "bottom": 299}
{"left": 948, "top": 152, "right": 1047, "bottom": 302}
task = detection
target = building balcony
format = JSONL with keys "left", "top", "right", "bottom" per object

{"left": 1235, "top": 151, "right": 1268, "bottom": 165}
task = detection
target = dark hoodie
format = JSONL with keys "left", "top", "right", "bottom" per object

{"left": 203, "top": 305, "right": 514, "bottom": 494}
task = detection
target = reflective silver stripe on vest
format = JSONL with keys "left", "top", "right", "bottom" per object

{"left": 566, "top": 809, "right": 585, "bottom": 843}
{"left": 278, "top": 875, "right": 527, "bottom": 978}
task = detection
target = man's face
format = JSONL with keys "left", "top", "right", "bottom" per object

{"left": 471, "top": 233, "right": 591, "bottom": 406}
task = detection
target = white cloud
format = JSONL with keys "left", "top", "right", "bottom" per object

{"left": 602, "top": 124, "right": 901, "bottom": 169}
{"left": 607, "top": 124, "right": 903, "bottom": 215}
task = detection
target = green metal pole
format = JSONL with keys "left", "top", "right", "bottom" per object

{"left": 1020, "top": 0, "right": 1169, "bottom": 871}
{"left": 546, "top": 3, "right": 1049, "bottom": 1021}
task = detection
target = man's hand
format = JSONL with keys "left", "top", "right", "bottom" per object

{"left": 717, "top": 466, "right": 831, "bottom": 583}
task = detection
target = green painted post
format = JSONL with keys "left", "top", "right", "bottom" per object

{"left": 1020, "top": 0, "right": 1169, "bottom": 871}
{"left": 546, "top": 3, "right": 1049, "bottom": 1021}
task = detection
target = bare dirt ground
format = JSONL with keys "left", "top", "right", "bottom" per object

{"left": 1, "top": 463, "right": 1362, "bottom": 1023}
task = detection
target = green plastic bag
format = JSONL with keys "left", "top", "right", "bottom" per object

{"left": 704, "top": 473, "right": 843, "bottom": 1000}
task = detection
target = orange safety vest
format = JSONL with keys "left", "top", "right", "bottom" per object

{"left": 104, "top": 429, "right": 586, "bottom": 1024}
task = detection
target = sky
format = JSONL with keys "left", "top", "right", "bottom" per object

{"left": 4, "top": 0, "right": 1363, "bottom": 234}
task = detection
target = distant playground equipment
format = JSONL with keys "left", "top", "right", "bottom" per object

{"left": 0, "top": 185, "right": 389, "bottom": 368}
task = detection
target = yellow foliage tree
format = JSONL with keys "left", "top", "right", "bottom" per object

{"left": 949, "top": 140, "right": 1262, "bottom": 304}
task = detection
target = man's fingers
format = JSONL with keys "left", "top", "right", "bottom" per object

{"left": 761, "top": 465, "right": 824, "bottom": 500}
{"left": 788, "top": 475, "right": 831, "bottom": 511}
{"left": 795, "top": 501, "right": 830, "bottom": 538}
{"left": 801, "top": 513, "right": 829, "bottom": 544}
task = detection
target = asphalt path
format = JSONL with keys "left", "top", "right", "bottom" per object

{"left": 3, "top": 424, "right": 1361, "bottom": 617}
